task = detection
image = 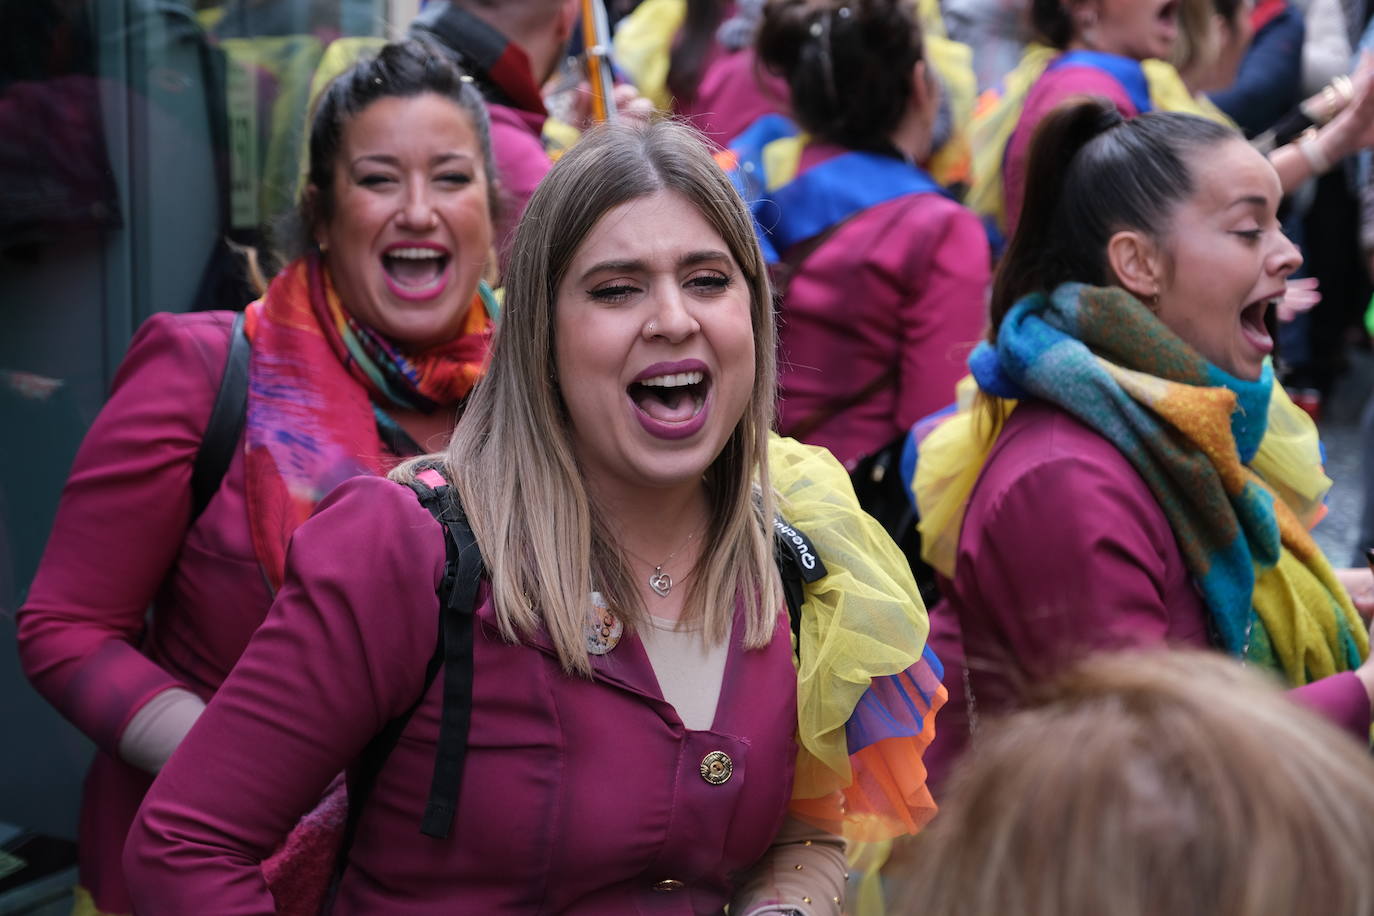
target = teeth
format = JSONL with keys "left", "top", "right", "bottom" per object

{"left": 386, "top": 247, "right": 444, "bottom": 259}
{"left": 638, "top": 371, "right": 704, "bottom": 388}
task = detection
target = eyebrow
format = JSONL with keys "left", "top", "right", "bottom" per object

{"left": 578, "top": 249, "right": 733, "bottom": 281}
{"left": 1227, "top": 194, "right": 1270, "bottom": 209}
{"left": 350, "top": 152, "right": 474, "bottom": 168}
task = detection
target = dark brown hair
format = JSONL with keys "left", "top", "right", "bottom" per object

{"left": 756, "top": 0, "right": 924, "bottom": 151}
{"left": 667, "top": 0, "right": 729, "bottom": 103}
{"left": 1030, "top": 0, "right": 1075, "bottom": 48}
{"left": 287, "top": 37, "right": 497, "bottom": 256}
{"left": 989, "top": 97, "right": 1236, "bottom": 335}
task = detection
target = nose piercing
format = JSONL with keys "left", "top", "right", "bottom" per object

{"left": 645, "top": 320, "right": 659, "bottom": 335}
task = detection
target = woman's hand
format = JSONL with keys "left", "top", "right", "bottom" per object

{"left": 1337, "top": 566, "right": 1374, "bottom": 621}
{"left": 1354, "top": 608, "right": 1374, "bottom": 708}
{"left": 611, "top": 83, "right": 655, "bottom": 123}
{"left": 1314, "top": 53, "right": 1374, "bottom": 161}
{"left": 1278, "top": 276, "right": 1322, "bottom": 321}
{"left": 563, "top": 81, "right": 655, "bottom": 129}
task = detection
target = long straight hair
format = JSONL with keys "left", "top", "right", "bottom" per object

{"left": 396, "top": 120, "right": 780, "bottom": 675}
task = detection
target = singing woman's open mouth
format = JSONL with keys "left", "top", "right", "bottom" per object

{"left": 382, "top": 242, "right": 452, "bottom": 301}
{"left": 627, "top": 360, "right": 712, "bottom": 440}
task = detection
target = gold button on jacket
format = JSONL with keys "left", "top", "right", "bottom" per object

{"left": 700, "top": 750, "right": 733, "bottom": 785}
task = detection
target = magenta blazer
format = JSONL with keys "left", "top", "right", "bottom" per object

{"left": 1002, "top": 63, "right": 1139, "bottom": 233}
{"left": 124, "top": 476, "right": 801, "bottom": 914}
{"left": 488, "top": 101, "right": 551, "bottom": 262}
{"left": 679, "top": 47, "right": 790, "bottom": 147}
{"left": 17, "top": 312, "right": 272, "bottom": 913}
{"left": 922, "top": 401, "right": 1372, "bottom": 794}
{"left": 776, "top": 144, "right": 990, "bottom": 468}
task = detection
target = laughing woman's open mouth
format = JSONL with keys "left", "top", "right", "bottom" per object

{"left": 382, "top": 243, "right": 452, "bottom": 300}
{"left": 628, "top": 366, "right": 712, "bottom": 439}
{"left": 1239, "top": 293, "right": 1278, "bottom": 356}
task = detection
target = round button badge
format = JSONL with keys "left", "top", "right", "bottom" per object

{"left": 700, "top": 751, "right": 733, "bottom": 785}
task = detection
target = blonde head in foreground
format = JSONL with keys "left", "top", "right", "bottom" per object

{"left": 901, "top": 649, "right": 1374, "bottom": 916}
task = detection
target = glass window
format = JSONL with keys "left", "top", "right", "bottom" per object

{"left": 0, "top": 0, "right": 408, "bottom": 849}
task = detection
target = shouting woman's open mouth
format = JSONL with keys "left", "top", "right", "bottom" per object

{"left": 627, "top": 362, "right": 712, "bottom": 440}
{"left": 382, "top": 243, "right": 452, "bottom": 301}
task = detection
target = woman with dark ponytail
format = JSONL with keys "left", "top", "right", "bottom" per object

{"left": 732, "top": 0, "right": 988, "bottom": 475}
{"left": 915, "top": 97, "right": 1374, "bottom": 792}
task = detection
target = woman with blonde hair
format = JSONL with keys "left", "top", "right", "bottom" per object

{"left": 124, "top": 118, "right": 944, "bottom": 914}
{"left": 900, "top": 649, "right": 1374, "bottom": 916}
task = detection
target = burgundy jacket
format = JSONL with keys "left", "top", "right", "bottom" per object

{"left": 17, "top": 312, "right": 271, "bottom": 913}
{"left": 776, "top": 143, "right": 989, "bottom": 468}
{"left": 922, "top": 401, "right": 1372, "bottom": 794}
{"left": 679, "top": 47, "right": 789, "bottom": 147}
{"left": 488, "top": 101, "right": 550, "bottom": 261}
{"left": 124, "top": 476, "right": 801, "bottom": 914}
{"left": 1002, "top": 64, "right": 1138, "bottom": 233}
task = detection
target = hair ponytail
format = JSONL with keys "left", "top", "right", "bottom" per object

{"left": 990, "top": 99, "right": 1124, "bottom": 329}
{"left": 989, "top": 97, "right": 1237, "bottom": 335}
{"left": 756, "top": 0, "right": 924, "bottom": 150}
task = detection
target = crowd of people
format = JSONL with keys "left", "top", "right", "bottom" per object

{"left": 14, "top": 0, "right": 1374, "bottom": 913}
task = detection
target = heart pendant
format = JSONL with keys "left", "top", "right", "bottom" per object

{"left": 648, "top": 569, "right": 673, "bottom": 598}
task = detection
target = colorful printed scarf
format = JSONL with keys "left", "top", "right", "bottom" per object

{"left": 931, "top": 283, "right": 1365, "bottom": 685}
{"left": 242, "top": 254, "right": 494, "bottom": 589}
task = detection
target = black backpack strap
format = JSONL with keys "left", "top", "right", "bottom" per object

{"left": 772, "top": 516, "right": 827, "bottom": 647}
{"left": 340, "top": 467, "right": 483, "bottom": 868}
{"left": 420, "top": 503, "right": 482, "bottom": 838}
{"left": 189, "top": 310, "right": 249, "bottom": 523}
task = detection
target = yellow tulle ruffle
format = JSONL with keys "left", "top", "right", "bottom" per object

{"left": 769, "top": 435, "right": 944, "bottom": 843}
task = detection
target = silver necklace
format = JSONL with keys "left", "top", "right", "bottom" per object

{"left": 630, "top": 529, "right": 701, "bottom": 598}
